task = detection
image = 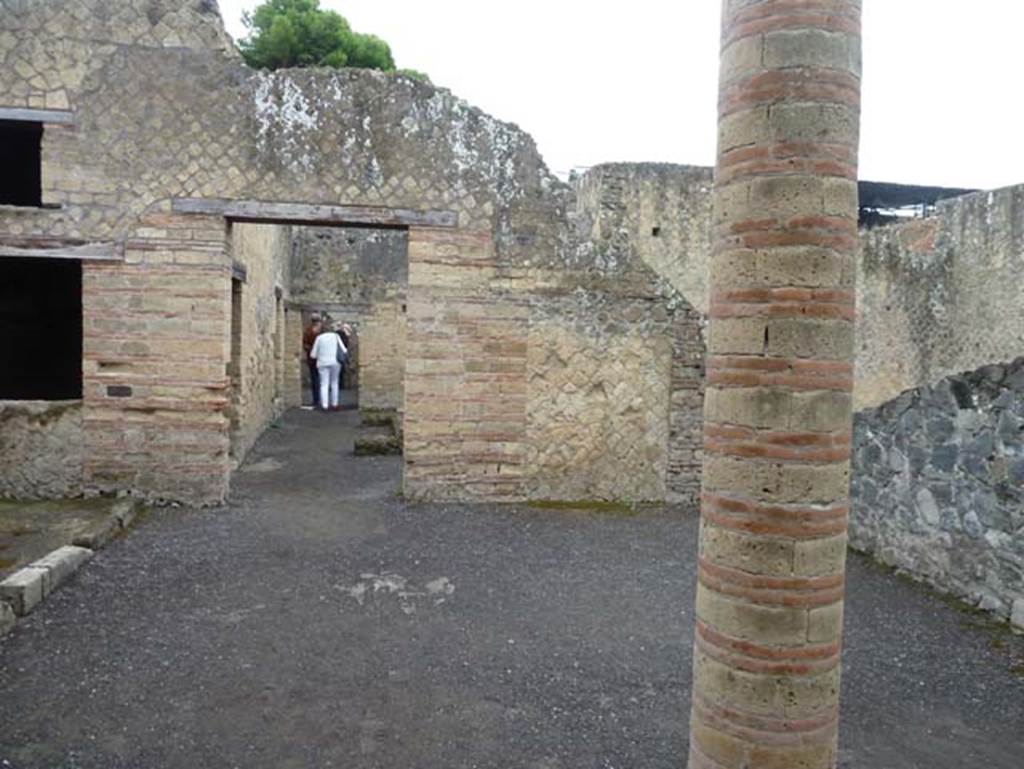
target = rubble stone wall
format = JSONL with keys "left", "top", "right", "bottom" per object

{"left": 0, "top": 401, "right": 83, "bottom": 499}
{"left": 856, "top": 186, "right": 1024, "bottom": 410}
{"left": 850, "top": 359, "right": 1024, "bottom": 620}
{"left": 574, "top": 164, "right": 714, "bottom": 313}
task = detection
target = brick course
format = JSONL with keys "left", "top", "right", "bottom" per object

{"left": 687, "top": 2, "right": 862, "bottom": 766}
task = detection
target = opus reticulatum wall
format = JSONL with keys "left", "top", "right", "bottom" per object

{"left": 0, "top": 0, "right": 703, "bottom": 505}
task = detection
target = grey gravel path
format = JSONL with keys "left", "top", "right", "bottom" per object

{"left": 1, "top": 407, "right": 1021, "bottom": 768}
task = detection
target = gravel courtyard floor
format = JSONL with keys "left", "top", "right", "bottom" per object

{"left": 1, "top": 406, "right": 1021, "bottom": 768}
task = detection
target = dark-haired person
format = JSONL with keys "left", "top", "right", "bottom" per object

{"left": 302, "top": 315, "right": 323, "bottom": 409}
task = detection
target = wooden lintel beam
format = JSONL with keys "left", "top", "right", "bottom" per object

{"left": 0, "top": 106, "right": 75, "bottom": 125}
{"left": 0, "top": 238, "right": 120, "bottom": 261}
{"left": 171, "top": 197, "right": 458, "bottom": 229}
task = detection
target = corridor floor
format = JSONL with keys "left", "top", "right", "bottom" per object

{"left": 1, "top": 407, "right": 1021, "bottom": 768}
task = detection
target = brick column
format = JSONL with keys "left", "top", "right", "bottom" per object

{"left": 688, "top": 2, "right": 861, "bottom": 768}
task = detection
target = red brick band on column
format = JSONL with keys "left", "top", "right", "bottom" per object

{"left": 687, "top": 1, "right": 861, "bottom": 767}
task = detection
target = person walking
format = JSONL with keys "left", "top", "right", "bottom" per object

{"left": 309, "top": 322, "right": 348, "bottom": 412}
{"left": 302, "top": 315, "right": 323, "bottom": 409}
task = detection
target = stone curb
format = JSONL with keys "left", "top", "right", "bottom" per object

{"left": 72, "top": 498, "right": 140, "bottom": 550}
{"left": 1, "top": 499, "right": 142, "bottom": 638}
{"left": 1012, "top": 599, "right": 1024, "bottom": 634}
{"left": 0, "top": 546, "right": 94, "bottom": 621}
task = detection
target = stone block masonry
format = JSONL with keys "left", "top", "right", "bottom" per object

{"left": 8, "top": 0, "right": 669, "bottom": 506}
{"left": 688, "top": 2, "right": 862, "bottom": 768}
{"left": 403, "top": 227, "right": 529, "bottom": 502}
{"left": 526, "top": 293, "right": 673, "bottom": 502}
{"left": 0, "top": 545, "right": 93, "bottom": 616}
{"left": 851, "top": 358, "right": 1024, "bottom": 621}
{"left": 228, "top": 222, "right": 291, "bottom": 463}
{"left": 80, "top": 213, "right": 233, "bottom": 504}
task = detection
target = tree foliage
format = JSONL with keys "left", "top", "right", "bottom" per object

{"left": 238, "top": 0, "right": 413, "bottom": 75}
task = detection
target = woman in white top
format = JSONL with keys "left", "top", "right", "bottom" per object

{"left": 309, "top": 323, "right": 348, "bottom": 411}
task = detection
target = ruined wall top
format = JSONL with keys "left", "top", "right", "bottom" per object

{"left": 575, "top": 163, "right": 713, "bottom": 313}
{"left": 576, "top": 163, "right": 1024, "bottom": 409}
{"left": 0, "top": 1, "right": 696, "bottom": 310}
{"left": 0, "top": 0, "right": 237, "bottom": 110}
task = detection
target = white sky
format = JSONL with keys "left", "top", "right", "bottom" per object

{"left": 217, "top": 1, "right": 1024, "bottom": 191}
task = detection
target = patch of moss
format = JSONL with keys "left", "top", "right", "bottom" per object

{"left": 360, "top": 408, "right": 397, "bottom": 427}
{"left": 525, "top": 499, "right": 660, "bottom": 517}
{"left": 353, "top": 435, "right": 401, "bottom": 456}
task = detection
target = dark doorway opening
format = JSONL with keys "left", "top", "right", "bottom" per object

{"left": 0, "top": 257, "right": 82, "bottom": 399}
{"left": 0, "top": 121, "right": 43, "bottom": 207}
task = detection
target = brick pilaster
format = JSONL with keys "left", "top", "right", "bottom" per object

{"left": 688, "top": 2, "right": 862, "bottom": 767}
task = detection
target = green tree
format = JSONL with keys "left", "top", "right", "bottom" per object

{"left": 238, "top": 0, "right": 410, "bottom": 75}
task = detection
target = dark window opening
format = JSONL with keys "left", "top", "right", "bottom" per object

{"left": 0, "top": 121, "right": 43, "bottom": 207}
{"left": 0, "top": 257, "right": 82, "bottom": 400}
{"left": 651, "top": 226, "right": 661, "bottom": 237}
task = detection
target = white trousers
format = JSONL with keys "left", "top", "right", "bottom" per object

{"left": 318, "top": 363, "right": 341, "bottom": 408}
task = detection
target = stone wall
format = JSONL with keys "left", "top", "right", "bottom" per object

{"left": 290, "top": 227, "right": 408, "bottom": 410}
{"left": 667, "top": 302, "right": 706, "bottom": 505}
{"left": 79, "top": 215, "right": 232, "bottom": 504}
{"left": 359, "top": 301, "right": 407, "bottom": 410}
{"left": 574, "top": 166, "right": 1024, "bottom": 411}
{"left": 16, "top": 2, "right": 1018, "bottom": 512}
{"left": 525, "top": 293, "right": 673, "bottom": 502}
{"left": 574, "top": 164, "right": 714, "bottom": 313}
{"left": 850, "top": 359, "right": 1024, "bottom": 620}
{"left": 856, "top": 186, "right": 1024, "bottom": 410}
{"left": 0, "top": 0, "right": 236, "bottom": 113}
{"left": 0, "top": 401, "right": 83, "bottom": 499}
{"left": 1, "top": 0, "right": 697, "bottom": 505}
{"left": 229, "top": 222, "right": 291, "bottom": 463}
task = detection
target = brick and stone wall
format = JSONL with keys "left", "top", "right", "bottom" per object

{"left": 229, "top": 222, "right": 291, "bottom": 463}
{"left": 688, "top": 2, "right": 863, "bottom": 765}
{"left": 80, "top": 213, "right": 232, "bottom": 504}
{"left": 0, "top": 401, "right": 83, "bottom": 499}
{"left": 6, "top": 0, "right": 1019, "bottom": 520}
{"left": 667, "top": 301, "right": 706, "bottom": 505}
{"left": 850, "top": 358, "right": 1024, "bottom": 621}
{"left": 2, "top": 0, "right": 696, "bottom": 505}
{"left": 576, "top": 165, "right": 1024, "bottom": 411}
